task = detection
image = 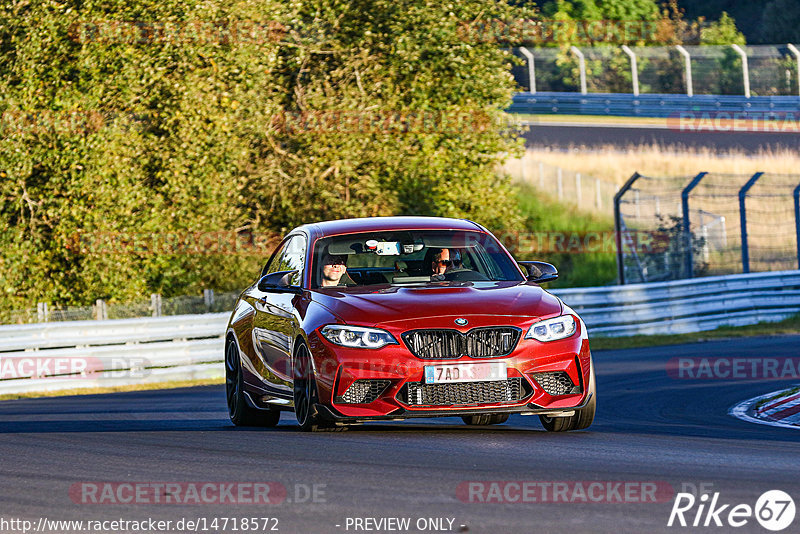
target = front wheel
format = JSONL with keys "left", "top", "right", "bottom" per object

{"left": 461, "top": 414, "right": 509, "bottom": 425}
{"left": 225, "top": 338, "right": 281, "bottom": 427}
{"left": 293, "top": 343, "right": 343, "bottom": 432}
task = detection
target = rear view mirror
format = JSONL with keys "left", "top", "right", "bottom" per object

{"left": 257, "top": 270, "right": 302, "bottom": 294}
{"left": 518, "top": 261, "right": 558, "bottom": 284}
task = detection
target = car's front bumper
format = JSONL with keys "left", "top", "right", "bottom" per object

{"left": 313, "top": 392, "right": 595, "bottom": 423}
{"left": 306, "top": 315, "right": 593, "bottom": 420}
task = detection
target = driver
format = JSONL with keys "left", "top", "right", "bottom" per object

{"left": 429, "top": 248, "right": 452, "bottom": 276}
{"left": 427, "top": 248, "right": 464, "bottom": 276}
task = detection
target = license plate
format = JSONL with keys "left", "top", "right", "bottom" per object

{"left": 424, "top": 362, "right": 507, "bottom": 384}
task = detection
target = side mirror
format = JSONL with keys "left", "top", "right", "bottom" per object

{"left": 518, "top": 261, "right": 558, "bottom": 284}
{"left": 257, "top": 270, "right": 302, "bottom": 294}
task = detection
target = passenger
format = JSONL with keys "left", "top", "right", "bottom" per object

{"left": 320, "top": 251, "right": 350, "bottom": 287}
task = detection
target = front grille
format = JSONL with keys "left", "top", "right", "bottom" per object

{"left": 402, "top": 327, "right": 521, "bottom": 359}
{"left": 337, "top": 379, "right": 391, "bottom": 404}
{"left": 402, "top": 378, "right": 525, "bottom": 406}
{"left": 531, "top": 372, "right": 580, "bottom": 396}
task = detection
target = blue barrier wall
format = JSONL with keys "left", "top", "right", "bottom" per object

{"left": 508, "top": 92, "right": 800, "bottom": 118}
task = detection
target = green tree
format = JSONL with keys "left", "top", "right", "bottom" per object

{"left": 700, "top": 11, "right": 745, "bottom": 45}
{"left": 0, "top": 0, "right": 529, "bottom": 310}
{"left": 698, "top": 12, "right": 746, "bottom": 95}
{"left": 540, "top": 0, "right": 660, "bottom": 21}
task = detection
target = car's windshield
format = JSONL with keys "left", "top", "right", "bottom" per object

{"left": 311, "top": 230, "right": 523, "bottom": 288}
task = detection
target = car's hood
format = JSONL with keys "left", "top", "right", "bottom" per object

{"left": 310, "top": 281, "right": 563, "bottom": 326}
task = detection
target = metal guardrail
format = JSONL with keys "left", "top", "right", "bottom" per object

{"left": 1, "top": 270, "right": 798, "bottom": 395}
{"left": 508, "top": 92, "right": 800, "bottom": 118}
{"left": 0, "top": 313, "right": 228, "bottom": 395}
{"left": 554, "top": 270, "right": 800, "bottom": 337}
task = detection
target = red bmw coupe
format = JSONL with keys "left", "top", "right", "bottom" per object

{"left": 225, "top": 216, "right": 595, "bottom": 431}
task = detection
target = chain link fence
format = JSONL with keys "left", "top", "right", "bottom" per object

{"left": 616, "top": 173, "right": 800, "bottom": 284}
{"left": 502, "top": 154, "right": 619, "bottom": 214}
{"left": 513, "top": 44, "right": 800, "bottom": 96}
{"left": 0, "top": 290, "right": 241, "bottom": 325}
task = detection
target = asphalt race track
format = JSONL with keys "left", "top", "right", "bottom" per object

{"left": 1, "top": 335, "right": 799, "bottom": 534}
{"left": 522, "top": 122, "right": 800, "bottom": 153}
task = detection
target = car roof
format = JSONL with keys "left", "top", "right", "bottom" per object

{"left": 293, "top": 216, "right": 486, "bottom": 238}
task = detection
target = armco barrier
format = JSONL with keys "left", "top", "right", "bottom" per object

{"left": 1, "top": 270, "right": 799, "bottom": 395}
{"left": 508, "top": 92, "right": 800, "bottom": 118}
{"left": 554, "top": 270, "right": 800, "bottom": 337}
{"left": 0, "top": 313, "right": 228, "bottom": 395}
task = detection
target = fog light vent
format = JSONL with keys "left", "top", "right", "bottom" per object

{"left": 337, "top": 380, "right": 391, "bottom": 404}
{"left": 531, "top": 372, "right": 580, "bottom": 396}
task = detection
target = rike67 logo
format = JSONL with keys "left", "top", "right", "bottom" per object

{"left": 668, "top": 490, "right": 795, "bottom": 531}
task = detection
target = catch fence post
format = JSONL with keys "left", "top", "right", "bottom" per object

{"left": 731, "top": 44, "right": 750, "bottom": 98}
{"left": 519, "top": 47, "right": 536, "bottom": 94}
{"left": 37, "top": 302, "right": 49, "bottom": 323}
{"left": 95, "top": 299, "right": 108, "bottom": 320}
{"left": 614, "top": 173, "right": 642, "bottom": 285}
{"left": 739, "top": 172, "right": 763, "bottom": 274}
{"left": 681, "top": 172, "right": 708, "bottom": 279}
{"left": 151, "top": 293, "right": 162, "bottom": 317}
{"left": 570, "top": 46, "right": 587, "bottom": 95}
{"left": 204, "top": 289, "right": 215, "bottom": 311}
{"left": 675, "top": 45, "right": 693, "bottom": 97}
{"left": 621, "top": 45, "right": 639, "bottom": 96}
{"left": 793, "top": 182, "right": 800, "bottom": 269}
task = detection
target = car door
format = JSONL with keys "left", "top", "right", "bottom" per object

{"left": 248, "top": 234, "right": 306, "bottom": 397}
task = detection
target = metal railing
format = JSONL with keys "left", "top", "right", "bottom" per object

{"left": 554, "top": 270, "right": 800, "bottom": 337}
{"left": 0, "top": 313, "right": 228, "bottom": 395}
{"left": 511, "top": 44, "right": 800, "bottom": 98}
{"left": 1, "top": 289, "right": 240, "bottom": 325}
{"left": 1, "top": 270, "right": 798, "bottom": 395}
{"left": 508, "top": 91, "right": 800, "bottom": 118}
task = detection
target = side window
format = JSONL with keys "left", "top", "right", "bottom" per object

{"left": 264, "top": 235, "right": 306, "bottom": 286}
{"left": 261, "top": 240, "right": 288, "bottom": 278}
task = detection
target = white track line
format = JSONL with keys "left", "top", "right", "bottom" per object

{"left": 729, "top": 386, "right": 800, "bottom": 430}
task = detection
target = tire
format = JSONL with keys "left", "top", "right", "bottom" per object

{"left": 293, "top": 342, "right": 344, "bottom": 432}
{"left": 225, "top": 337, "right": 281, "bottom": 427}
{"left": 461, "top": 413, "right": 510, "bottom": 425}
{"left": 540, "top": 361, "right": 596, "bottom": 432}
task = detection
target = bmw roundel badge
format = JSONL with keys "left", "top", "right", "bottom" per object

{"left": 454, "top": 318, "right": 468, "bottom": 326}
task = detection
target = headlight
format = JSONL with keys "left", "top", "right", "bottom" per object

{"left": 525, "top": 315, "right": 577, "bottom": 342}
{"left": 320, "top": 325, "right": 398, "bottom": 349}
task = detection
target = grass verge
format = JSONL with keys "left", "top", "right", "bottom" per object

{"left": 591, "top": 315, "right": 800, "bottom": 351}
{"left": 523, "top": 145, "right": 800, "bottom": 187}
{"left": 511, "top": 114, "right": 670, "bottom": 127}
{"left": 0, "top": 377, "right": 223, "bottom": 401}
{"left": 513, "top": 182, "right": 617, "bottom": 287}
